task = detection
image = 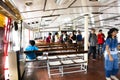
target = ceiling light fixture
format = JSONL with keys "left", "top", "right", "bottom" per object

{"left": 41, "top": 14, "right": 60, "bottom": 18}
{"left": 92, "top": 12, "right": 103, "bottom": 14}
{"left": 89, "top": 0, "right": 98, "bottom": 1}
{"left": 25, "top": 0, "right": 33, "bottom": 6}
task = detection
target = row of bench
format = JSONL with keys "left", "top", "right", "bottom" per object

{"left": 36, "top": 42, "right": 84, "bottom": 51}
{"left": 24, "top": 43, "right": 87, "bottom": 78}
{"left": 24, "top": 50, "right": 88, "bottom": 78}
{"left": 46, "top": 52, "right": 88, "bottom": 78}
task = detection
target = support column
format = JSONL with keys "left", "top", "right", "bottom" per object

{"left": 80, "top": 0, "right": 89, "bottom": 68}
{"left": 72, "top": 22, "right": 76, "bottom": 30}
{"left": 80, "top": 0, "right": 89, "bottom": 51}
{"left": 83, "top": 14, "right": 89, "bottom": 68}
{"left": 84, "top": 14, "right": 89, "bottom": 51}
{"left": 59, "top": 26, "right": 61, "bottom": 32}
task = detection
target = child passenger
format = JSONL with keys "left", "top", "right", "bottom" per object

{"left": 25, "top": 40, "right": 38, "bottom": 60}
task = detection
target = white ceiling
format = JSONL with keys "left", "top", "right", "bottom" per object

{"left": 10, "top": 0, "right": 120, "bottom": 31}
{"left": 12, "top": 0, "right": 44, "bottom": 12}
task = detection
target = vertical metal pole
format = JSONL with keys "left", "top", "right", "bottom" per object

{"left": 20, "top": 20, "right": 23, "bottom": 52}
{"left": 18, "top": 20, "right": 23, "bottom": 80}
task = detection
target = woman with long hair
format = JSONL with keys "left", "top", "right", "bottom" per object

{"left": 104, "top": 28, "right": 119, "bottom": 80}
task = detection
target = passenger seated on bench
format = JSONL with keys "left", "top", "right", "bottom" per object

{"left": 25, "top": 40, "right": 38, "bottom": 60}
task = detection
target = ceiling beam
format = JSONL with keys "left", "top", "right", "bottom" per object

{"left": 21, "top": 5, "right": 118, "bottom": 13}
{"left": 23, "top": 14, "right": 60, "bottom": 20}
{"left": 0, "top": 0, "right": 16, "bottom": 18}
{"left": 67, "top": 0, "right": 77, "bottom": 8}
{"left": 94, "top": 15, "right": 120, "bottom": 22}
{"left": 43, "top": 0, "right": 47, "bottom": 11}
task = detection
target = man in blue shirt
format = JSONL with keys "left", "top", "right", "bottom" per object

{"left": 77, "top": 30, "right": 82, "bottom": 51}
{"left": 25, "top": 40, "right": 38, "bottom": 60}
{"left": 77, "top": 30, "right": 82, "bottom": 42}
{"left": 104, "top": 28, "right": 119, "bottom": 80}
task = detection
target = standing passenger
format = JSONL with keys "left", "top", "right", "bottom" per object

{"left": 68, "top": 33, "right": 72, "bottom": 44}
{"left": 46, "top": 33, "right": 52, "bottom": 43}
{"left": 104, "top": 28, "right": 119, "bottom": 80}
{"left": 77, "top": 30, "right": 82, "bottom": 43}
{"left": 97, "top": 29, "right": 105, "bottom": 57}
{"left": 77, "top": 30, "right": 82, "bottom": 51}
{"left": 71, "top": 31, "right": 77, "bottom": 44}
{"left": 60, "top": 31, "right": 68, "bottom": 43}
{"left": 88, "top": 28, "right": 97, "bottom": 60}
{"left": 53, "top": 32, "right": 59, "bottom": 43}
{"left": 63, "top": 31, "right": 68, "bottom": 44}
{"left": 60, "top": 31, "right": 64, "bottom": 43}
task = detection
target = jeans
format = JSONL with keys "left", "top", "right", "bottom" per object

{"left": 105, "top": 57, "right": 119, "bottom": 77}
{"left": 98, "top": 44, "right": 103, "bottom": 56}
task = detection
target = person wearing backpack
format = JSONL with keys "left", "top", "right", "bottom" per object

{"left": 104, "top": 28, "right": 119, "bottom": 80}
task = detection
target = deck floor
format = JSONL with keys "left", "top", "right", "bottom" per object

{"left": 23, "top": 58, "right": 120, "bottom": 80}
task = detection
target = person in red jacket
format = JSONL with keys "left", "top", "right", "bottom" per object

{"left": 97, "top": 29, "right": 105, "bottom": 57}
{"left": 46, "top": 33, "right": 52, "bottom": 43}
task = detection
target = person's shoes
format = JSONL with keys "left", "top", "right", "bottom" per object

{"left": 111, "top": 75, "right": 119, "bottom": 80}
{"left": 106, "top": 77, "right": 111, "bottom": 80}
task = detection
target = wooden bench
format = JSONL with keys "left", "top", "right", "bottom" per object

{"left": 37, "top": 43, "right": 83, "bottom": 52}
{"left": 24, "top": 43, "right": 84, "bottom": 70}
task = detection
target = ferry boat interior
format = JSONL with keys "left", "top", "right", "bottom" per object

{"left": 0, "top": 0, "right": 120, "bottom": 80}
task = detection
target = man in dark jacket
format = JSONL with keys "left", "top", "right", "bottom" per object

{"left": 88, "top": 28, "right": 97, "bottom": 60}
